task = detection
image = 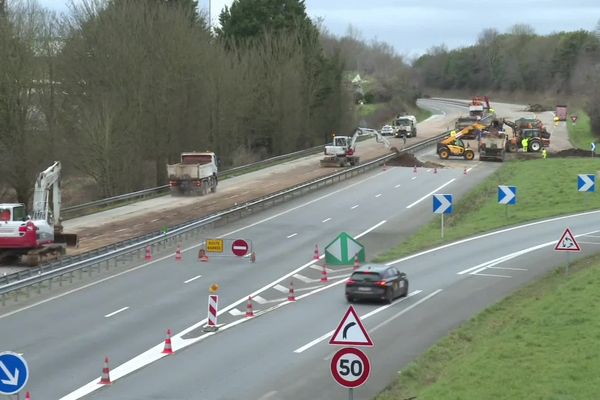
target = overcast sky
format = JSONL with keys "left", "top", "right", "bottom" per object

{"left": 37, "top": 0, "right": 600, "bottom": 57}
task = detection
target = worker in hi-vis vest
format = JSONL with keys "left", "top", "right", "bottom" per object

{"left": 521, "top": 137, "right": 528, "bottom": 152}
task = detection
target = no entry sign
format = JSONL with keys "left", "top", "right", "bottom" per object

{"left": 231, "top": 239, "right": 250, "bottom": 256}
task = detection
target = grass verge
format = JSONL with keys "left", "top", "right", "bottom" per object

{"left": 375, "top": 157, "right": 600, "bottom": 262}
{"left": 416, "top": 107, "right": 432, "bottom": 122}
{"left": 358, "top": 103, "right": 382, "bottom": 119}
{"left": 376, "top": 253, "right": 600, "bottom": 400}
{"left": 567, "top": 110, "right": 595, "bottom": 151}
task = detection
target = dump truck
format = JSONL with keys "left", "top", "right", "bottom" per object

{"left": 555, "top": 105, "right": 567, "bottom": 121}
{"left": 393, "top": 115, "right": 417, "bottom": 137}
{"left": 479, "top": 131, "right": 507, "bottom": 161}
{"left": 167, "top": 152, "right": 218, "bottom": 195}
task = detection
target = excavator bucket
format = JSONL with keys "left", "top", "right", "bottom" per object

{"left": 55, "top": 232, "right": 79, "bottom": 247}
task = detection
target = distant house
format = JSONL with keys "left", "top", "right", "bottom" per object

{"left": 351, "top": 74, "right": 362, "bottom": 86}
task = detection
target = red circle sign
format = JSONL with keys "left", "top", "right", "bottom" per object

{"left": 231, "top": 239, "right": 249, "bottom": 257}
{"left": 330, "top": 347, "right": 371, "bottom": 388}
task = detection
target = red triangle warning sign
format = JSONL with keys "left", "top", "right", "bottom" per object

{"left": 329, "top": 306, "right": 373, "bottom": 347}
{"left": 554, "top": 228, "right": 581, "bottom": 252}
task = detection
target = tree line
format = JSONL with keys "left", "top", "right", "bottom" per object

{"left": 0, "top": 0, "right": 359, "bottom": 202}
{"left": 413, "top": 24, "right": 600, "bottom": 131}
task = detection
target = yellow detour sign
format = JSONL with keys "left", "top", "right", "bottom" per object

{"left": 206, "top": 239, "right": 224, "bottom": 253}
{"left": 209, "top": 283, "right": 220, "bottom": 293}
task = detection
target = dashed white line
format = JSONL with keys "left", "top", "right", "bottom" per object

{"left": 351, "top": 205, "right": 359, "bottom": 210}
{"left": 253, "top": 295, "right": 268, "bottom": 304}
{"left": 375, "top": 193, "right": 382, "bottom": 198}
{"left": 411, "top": 176, "right": 416, "bottom": 180}
{"left": 406, "top": 179, "right": 456, "bottom": 209}
{"left": 104, "top": 307, "right": 129, "bottom": 318}
{"left": 394, "top": 184, "right": 401, "bottom": 188}
{"left": 273, "top": 284, "right": 288, "bottom": 293}
{"left": 287, "top": 233, "right": 298, "bottom": 239}
{"left": 184, "top": 275, "right": 203, "bottom": 284}
{"left": 322, "top": 217, "right": 332, "bottom": 223}
{"left": 472, "top": 273, "right": 512, "bottom": 278}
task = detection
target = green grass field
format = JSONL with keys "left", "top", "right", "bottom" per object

{"left": 375, "top": 158, "right": 600, "bottom": 262}
{"left": 567, "top": 111, "right": 596, "bottom": 151}
{"left": 357, "top": 103, "right": 382, "bottom": 119}
{"left": 376, "top": 253, "right": 600, "bottom": 400}
{"left": 373, "top": 149, "right": 600, "bottom": 398}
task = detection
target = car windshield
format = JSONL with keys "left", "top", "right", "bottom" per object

{"left": 351, "top": 271, "right": 382, "bottom": 282}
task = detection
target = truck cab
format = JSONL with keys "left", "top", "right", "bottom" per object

{"left": 393, "top": 116, "right": 417, "bottom": 137}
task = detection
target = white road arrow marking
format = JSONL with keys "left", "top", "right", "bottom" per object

{"left": 0, "top": 361, "right": 19, "bottom": 386}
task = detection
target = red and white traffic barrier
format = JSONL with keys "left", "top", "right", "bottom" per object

{"left": 25, "top": 391, "right": 31, "bottom": 400}
{"left": 207, "top": 295, "right": 218, "bottom": 327}
{"left": 162, "top": 329, "right": 174, "bottom": 355}
{"left": 354, "top": 254, "right": 360, "bottom": 270}
{"left": 99, "top": 356, "right": 111, "bottom": 385}
{"left": 175, "top": 245, "right": 182, "bottom": 261}
{"left": 245, "top": 296, "right": 255, "bottom": 318}
{"left": 144, "top": 245, "right": 152, "bottom": 261}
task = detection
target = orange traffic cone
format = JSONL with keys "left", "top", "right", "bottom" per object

{"left": 320, "top": 265, "right": 328, "bottom": 283}
{"left": 288, "top": 281, "right": 296, "bottom": 302}
{"left": 313, "top": 244, "right": 320, "bottom": 260}
{"left": 198, "top": 248, "right": 209, "bottom": 262}
{"left": 463, "top": 167, "right": 468, "bottom": 175}
{"left": 175, "top": 245, "right": 182, "bottom": 261}
{"left": 145, "top": 245, "right": 152, "bottom": 261}
{"left": 162, "top": 329, "right": 174, "bottom": 355}
{"left": 99, "top": 356, "right": 111, "bottom": 385}
{"left": 25, "top": 391, "right": 31, "bottom": 400}
{"left": 383, "top": 162, "right": 387, "bottom": 171}
{"left": 245, "top": 296, "right": 255, "bottom": 318}
{"left": 354, "top": 254, "right": 360, "bottom": 270}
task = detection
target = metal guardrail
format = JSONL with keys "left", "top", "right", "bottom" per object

{"left": 0, "top": 132, "right": 448, "bottom": 299}
{"left": 61, "top": 144, "right": 325, "bottom": 217}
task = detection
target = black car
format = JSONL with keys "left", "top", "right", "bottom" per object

{"left": 345, "top": 264, "right": 408, "bottom": 303}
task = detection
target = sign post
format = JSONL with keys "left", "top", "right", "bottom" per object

{"left": 329, "top": 306, "right": 373, "bottom": 399}
{"left": 0, "top": 352, "right": 29, "bottom": 395}
{"left": 433, "top": 194, "right": 453, "bottom": 238}
{"left": 554, "top": 228, "right": 581, "bottom": 275}
{"left": 498, "top": 185, "right": 517, "bottom": 219}
{"left": 591, "top": 142, "right": 596, "bottom": 158}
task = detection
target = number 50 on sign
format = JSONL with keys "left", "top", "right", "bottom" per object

{"left": 330, "top": 347, "right": 371, "bottom": 389}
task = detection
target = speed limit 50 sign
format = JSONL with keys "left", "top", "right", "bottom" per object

{"left": 330, "top": 347, "right": 371, "bottom": 388}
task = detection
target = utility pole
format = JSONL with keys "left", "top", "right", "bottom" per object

{"left": 208, "top": 0, "right": 211, "bottom": 32}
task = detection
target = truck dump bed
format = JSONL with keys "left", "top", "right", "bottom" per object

{"left": 479, "top": 131, "right": 507, "bottom": 161}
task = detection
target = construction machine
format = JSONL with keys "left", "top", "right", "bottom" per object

{"left": 0, "top": 162, "right": 78, "bottom": 266}
{"left": 437, "top": 132, "right": 475, "bottom": 160}
{"left": 320, "top": 128, "right": 392, "bottom": 167}
{"left": 504, "top": 119, "right": 551, "bottom": 152}
{"left": 479, "top": 130, "right": 507, "bottom": 161}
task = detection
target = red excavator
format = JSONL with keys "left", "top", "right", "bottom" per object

{"left": 0, "top": 162, "right": 78, "bottom": 265}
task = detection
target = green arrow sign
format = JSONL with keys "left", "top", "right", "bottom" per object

{"left": 325, "top": 232, "right": 365, "bottom": 266}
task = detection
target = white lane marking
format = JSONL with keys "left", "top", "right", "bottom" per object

{"left": 577, "top": 241, "right": 600, "bottom": 245}
{"left": 370, "top": 289, "right": 443, "bottom": 332}
{"left": 286, "top": 233, "right": 298, "bottom": 239}
{"left": 60, "top": 273, "right": 354, "bottom": 399}
{"left": 184, "top": 275, "right": 203, "bottom": 284}
{"left": 293, "top": 274, "right": 313, "bottom": 283}
{"left": 322, "top": 218, "right": 332, "bottom": 223}
{"left": 294, "top": 290, "right": 423, "bottom": 353}
{"left": 472, "top": 273, "right": 511, "bottom": 278}
{"left": 395, "top": 184, "right": 401, "bottom": 188}
{"left": 358, "top": 220, "right": 386, "bottom": 237}
{"left": 258, "top": 391, "right": 278, "bottom": 400}
{"left": 273, "top": 284, "right": 288, "bottom": 293}
{"left": 253, "top": 295, "right": 268, "bottom": 304}
{"left": 386, "top": 221, "right": 600, "bottom": 269}
{"left": 309, "top": 264, "right": 333, "bottom": 272}
{"left": 375, "top": 194, "right": 382, "bottom": 198}
{"left": 466, "top": 167, "right": 473, "bottom": 173}
{"left": 104, "top": 307, "right": 129, "bottom": 318}
{"left": 351, "top": 205, "right": 359, "bottom": 209}
{"left": 488, "top": 266, "right": 527, "bottom": 271}
{"left": 406, "top": 179, "right": 456, "bottom": 209}
{"left": 585, "top": 235, "right": 600, "bottom": 238}
{"left": 229, "top": 308, "right": 244, "bottom": 316}
{"left": 411, "top": 177, "right": 416, "bottom": 180}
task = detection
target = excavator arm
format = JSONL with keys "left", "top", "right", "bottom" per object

{"left": 32, "top": 161, "right": 62, "bottom": 224}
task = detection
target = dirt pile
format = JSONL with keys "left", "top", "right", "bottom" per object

{"left": 552, "top": 148, "right": 596, "bottom": 157}
{"left": 387, "top": 153, "right": 425, "bottom": 167}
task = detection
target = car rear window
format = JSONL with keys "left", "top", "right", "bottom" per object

{"left": 351, "top": 272, "right": 382, "bottom": 282}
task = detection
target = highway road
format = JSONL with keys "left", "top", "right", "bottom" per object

{"left": 0, "top": 98, "right": 578, "bottom": 399}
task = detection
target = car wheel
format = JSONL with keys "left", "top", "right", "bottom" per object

{"left": 402, "top": 281, "right": 409, "bottom": 297}
{"left": 465, "top": 150, "right": 475, "bottom": 160}
{"left": 385, "top": 288, "right": 393, "bottom": 304}
{"left": 439, "top": 148, "right": 449, "bottom": 159}
{"left": 530, "top": 140, "right": 541, "bottom": 152}
{"left": 346, "top": 296, "right": 354, "bottom": 303}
